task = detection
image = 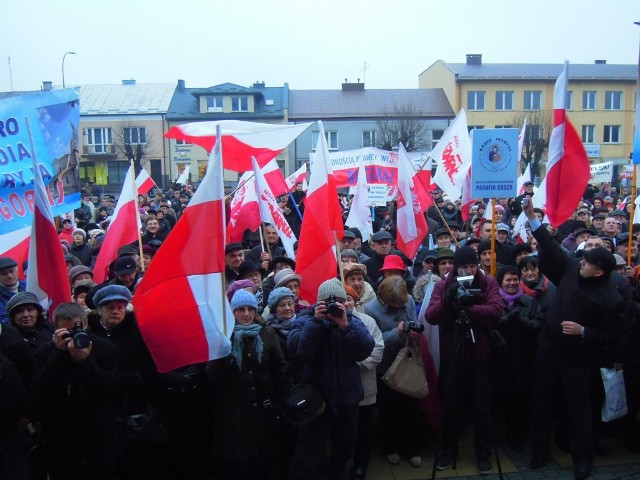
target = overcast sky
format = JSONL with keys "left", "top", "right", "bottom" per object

{"left": 2, "top": 0, "right": 639, "bottom": 93}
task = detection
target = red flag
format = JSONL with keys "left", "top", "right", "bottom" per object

{"left": 395, "top": 144, "right": 428, "bottom": 260}
{"left": 165, "top": 120, "right": 311, "bottom": 172}
{"left": 295, "top": 121, "right": 344, "bottom": 302}
{"left": 545, "top": 62, "right": 590, "bottom": 227}
{"left": 93, "top": 166, "right": 141, "bottom": 283}
{"left": 135, "top": 168, "right": 158, "bottom": 196}
{"left": 133, "top": 125, "right": 233, "bottom": 373}
{"left": 226, "top": 171, "right": 261, "bottom": 243}
{"left": 26, "top": 161, "right": 71, "bottom": 316}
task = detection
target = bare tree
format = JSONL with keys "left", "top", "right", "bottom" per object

{"left": 509, "top": 110, "right": 553, "bottom": 180}
{"left": 376, "top": 100, "right": 429, "bottom": 152}
{"left": 111, "top": 121, "right": 157, "bottom": 175}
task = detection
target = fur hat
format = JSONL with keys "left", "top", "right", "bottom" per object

{"left": 317, "top": 278, "right": 347, "bottom": 301}
{"left": 268, "top": 287, "right": 295, "bottom": 310}
{"left": 230, "top": 289, "right": 258, "bottom": 311}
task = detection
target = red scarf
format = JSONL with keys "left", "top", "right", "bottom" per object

{"left": 520, "top": 275, "right": 549, "bottom": 298}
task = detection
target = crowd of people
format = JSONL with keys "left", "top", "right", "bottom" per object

{"left": 0, "top": 179, "right": 639, "bottom": 480}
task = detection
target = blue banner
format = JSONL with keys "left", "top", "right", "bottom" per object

{"left": 471, "top": 128, "right": 519, "bottom": 198}
{"left": 0, "top": 88, "right": 80, "bottom": 235}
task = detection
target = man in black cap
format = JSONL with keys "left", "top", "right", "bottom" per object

{"left": 523, "top": 197, "right": 633, "bottom": 480}
{"left": 0, "top": 257, "right": 26, "bottom": 325}
{"left": 110, "top": 256, "right": 139, "bottom": 292}
{"left": 346, "top": 227, "right": 371, "bottom": 263}
{"left": 590, "top": 213, "right": 605, "bottom": 234}
{"left": 512, "top": 181, "right": 535, "bottom": 217}
{"left": 434, "top": 228, "right": 452, "bottom": 249}
{"left": 363, "top": 231, "right": 393, "bottom": 282}
{"left": 225, "top": 243, "right": 245, "bottom": 286}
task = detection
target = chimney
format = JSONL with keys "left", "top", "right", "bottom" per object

{"left": 122, "top": 79, "right": 136, "bottom": 85}
{"left": 42, "top": 81, "right": 53, "bottom": 91}
{"left": 177, "top": 79, "right": 186, "bottom": 91}
{"left": 341, "top": 80, "right": 364, "bottom": 92}
{"left": 595, "top": 59, "right": 607, "bottom": 64}
{"left": 252, "top": 81, "right": 265, "bottom": 88}
{"left": 466, "top": 54, "right": 482, "bottom": 65}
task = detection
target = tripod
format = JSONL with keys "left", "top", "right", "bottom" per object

{"left": 431, "top": 307, "right": 504, "bottom": 479}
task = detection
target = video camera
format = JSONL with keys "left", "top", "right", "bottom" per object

{"left": 455, "top": 275, "right": 481, "bottom": 309}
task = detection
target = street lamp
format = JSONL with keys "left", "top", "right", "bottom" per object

{"left": 62, "top": 51, "right": 76, "bottom": 88}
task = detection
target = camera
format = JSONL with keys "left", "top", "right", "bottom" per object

{"left": 456, "top": 275, "right": 479, "bottom": 309}
{"left": 66, "top": 321, "right": 90, "bottom": 349}
{"left": 324, "top": 295, "right": 343, "bottom": 317}
{"left": 403, "top": 321, "right": 425, "bottom": 334}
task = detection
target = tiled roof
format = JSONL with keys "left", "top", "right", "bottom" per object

{"left": 289, "top": 89, "right": 453, "bottom": 119}
{"left": 440, "top": 63, "right": 637, "bottom": 81}
{"left": 80, "top": 83, "right": 176, "bottom": 115}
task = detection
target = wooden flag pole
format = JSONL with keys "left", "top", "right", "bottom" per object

{"left": 335, "top": 232, "right": 346, "bottom": 284}
{"left": 131, "top": 159, "right": 145, "bottom": 272}
{"left": 628, "top": 164, "right": 637, "bottom": 267}
{"left": 490, "top": 199, "right": 497, "bottom": 276}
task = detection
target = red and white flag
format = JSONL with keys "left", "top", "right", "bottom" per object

{"left": 135, "top": 168, "right": 158, "bottom": 196}
{"left": 432, "top": 109, "right": 472, "bottom": 201}
{"left": 26, "top": 160, "right": 71, "bottom": 316}
{"left": 226, "top": 171, "right": 261, "bottom": 244}
{"left": 252, "top": 157, "right": 297, "bottom": 259}
{"left": 545, "top": 62, "right": 590, "bottom": 227}
{"left": 286, "top": 163, "right": 308, "bottom": 191}
{"left": 165, "top": 120, "right": 312, "bottom": 172}
{"left": 516, "top": 162, "right": 532, "bottom": 196}
{"left": 345, "top": 160, "right": 373, "bottom": 241}
{"left": 395, "top": 143, "right": 428, "bottom": 260}
{"left": 261, "top": 158, "right": 289, "bottom": 197}
{"left": 93, "top": 166, "right": 141, "bottom": 283}
{"left": 296, "top": 121, "right": 344, "bottom": 302}
{"left": 133, "top": 125, "right": 233, "bottom": 373}
{"left": 460, "top": 168, "right": 476, "bottom": 222}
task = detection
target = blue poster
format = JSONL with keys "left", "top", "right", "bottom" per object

{"left": 471, "top": 128, "right": 519, "bottom": 198}
{"left": 0, "top": 88, "right": 80, "bottom": 236}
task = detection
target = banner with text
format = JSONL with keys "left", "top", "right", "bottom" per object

{"left": 471, "top": 128, "right": 519, "bottom": 198}
{"left": 0, "top": 89, "right": 81, "bottom": 240}
{"left": 589, "top": 161, "right": 613, "bottom": 184}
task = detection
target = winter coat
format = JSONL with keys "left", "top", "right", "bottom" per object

{"left": 69, "top": 242, "right": 94, "bottom": 266}
{"left": 0, "top": 281, "right": 26, "bottom": 325}
{"left": 206, "top": 325, "right": 289, "bottom": 460}
{"left": 11, "top": 316, "right": 54, "bottom": 352}
{"left": 520, "top": 274, "right": 557, "bottom": 315}
{"left": 352, "top": 311, "right": 384, "bottom": 406}
{"left": 355, "top": 281, "right": 377, "bottom": 313}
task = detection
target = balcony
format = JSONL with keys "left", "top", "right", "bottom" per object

{"left": 82, "top": 144, "right": 117, "bottom": 157}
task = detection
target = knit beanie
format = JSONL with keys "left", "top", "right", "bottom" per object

{"left": 230, "top": 289, "right": 258, "bottom": 311}
{"left": 73, "top": 228, "right": 87, "bottom": 239}
{"left": 268, "top": 287, "right": 295, "bottom": 310}
{"left": 226, "top": 279, "right": 255, "bottom": 302}
{"left": 317, "top": 278, "right": 347, "bottom": 301}
{"left": 477, "top": 240, "right": 492, "bottom": 255}
{"left": 453, "top": 246, "right": 479, "bottom": 269}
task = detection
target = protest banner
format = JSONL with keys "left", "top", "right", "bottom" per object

{"left": 589, "top": 161, "right": 613, "bottom": 184}
{"left": 471, "top": 128, "right": 519, "bottom": 198}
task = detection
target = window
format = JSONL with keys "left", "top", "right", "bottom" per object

{"left": 581, "top": 125, "right": 595, "bottom": 143}
{"left": 495, "top": 91, "right": 513, "bottom": 111}
{"left": 583, "top": 91, "right": 597, "bottom": 110}
{"left": 495, "top": 125, "right": 514, "bottom": 129}
{"left": 467, "top": 125, "right": 484, "bottom": 132}
{"left": 123, "top": 127, "right": 146, "bottom": 145}
{"left": 85, "top": 127, "right": 112, "bottom": 153}
{"left": 107, "top": 161, "right": 129, "bottom": 184}
{"left": 206, "top": 97, "right": 223, "bottom": 112}
{"left": 176, "top": 139, "right": 190, "bottom": 145}
{"left": 431, "top": 129, "right": 444, "bottom": 149}
{"left": 605, "top": 91, "right": 622, "bottom": 110}
{"left": 231, "top": 96, "right": 249, "bottom": 112}
{"left": 467, "top": 91, "right": 485, "bottom": 111}
{"left": 524, "top": 91, "right": 542, "bottom": 110}
{"left": 566, "top": 91, "right": 573, "bottom": 110}
{"left": 603, "top": 125, "right": 621, "bottom": 143}
{"left": 362, "top": 130, "right": 376, "bottom": 148}
{"left": 312, "top": 130, "right": 338, "bottom": 150}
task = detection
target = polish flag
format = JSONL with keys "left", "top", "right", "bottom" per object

{"left": 252, "top": 157, "right": 297, "bottom": 259}
{"left": 93, "top": 166, "right": 141, "bottom": 283}
{"left": 135, "top": 168, "right": 158, "bottom": 196}
{"left": 1, "top": 228, "right": 31, "bottom": 279}
{"left": 345, "top": 160, "right": 373, "bottom": 241}
{"left": 165, "top": 120, "right": 312, "bottom": 172}
{"left": 411, "top": 154, "right": 434, "bottom": 204}
{"left": 286, "top": 163, "right": 308, "bottom": 191}
{"left": 261, "top": 158, "right": 289, "bottom": 197}
{"left": 517, "top": 162, "right": 532, "bottom": 196}
{"left": 226, "top": 171, "right": 261, "bottom": 244}
{"left": 176, "top": 165, "right": 191, "bottom": 185}
{"left": 296, "top": 121, "right": 344, "bottom": 302}
{"left": 26, "top": 160, "right": 72, "bottom": 316}
{"left": 432, "top": 110, "right": 472, "bottom": 201}
{"left": 460, "top": 168, "right": 476, "bottom": 222}
{"left": 133, "top": 125, "right": 233, "bottom": 373}
{"left": 395, "top": 143, "right": 428, "bottom": 260}
{"left": 545, "top": 62, "right": 590, "bottom": 227}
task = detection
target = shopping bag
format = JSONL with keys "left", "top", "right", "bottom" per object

{"left": 600, "top": 367, "right": 628, "bottom": 422}
{"left": 382, "top": 343, "right": 429, "bottom": 399}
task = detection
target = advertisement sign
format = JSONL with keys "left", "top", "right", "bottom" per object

{"left": 471, "top": 128, "right": 519, "bottom": 198}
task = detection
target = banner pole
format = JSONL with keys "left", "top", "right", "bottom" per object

{"left": 131, "top": 159, "right": 145, "bottom": 272}
{"left": 490, "top": 199, "right": 497, "bottom": 276}
{"left": 628, "top": 164, "right": 637, "bottom": 267}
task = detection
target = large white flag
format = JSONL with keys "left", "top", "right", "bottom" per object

{"left": 252, "top": 157, "right": 297, "bottom": 259}
{"left": 517, "top": 117, "right": 528, "bottom": 163}
{"left": 432, "top": 109, "right": 472, "bottom": 201}
{"left": 176, "top": 165, "right": 191, "bottom": 185}
{"left": 345, "top": 160, "right": 373, "bottom": 241}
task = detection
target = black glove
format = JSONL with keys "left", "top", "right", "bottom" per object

{"left": 445, "top": 282, "right": 459, "bottom": 307}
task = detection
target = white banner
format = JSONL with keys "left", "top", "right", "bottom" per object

{"left": 590, "top": 161, "right": 613, "bottom": 184}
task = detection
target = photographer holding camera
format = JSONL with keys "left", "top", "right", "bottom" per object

{"left": 425, "top": 246, "right": 503, "bottom": 476}
{"left": 287, "top": 279, "right": 374, "bottom": 480}
{"left": 33, "top": 302, "right": 118, "bottom": 479}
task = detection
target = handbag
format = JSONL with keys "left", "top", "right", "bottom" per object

{"left": 279, "top": 383, "right": 326, "bottom": 426}
{"left": 600, "top": 367, "right": 628, "bottom": 422}
{"left": 382, "top": 341, "right": 429, "bottom": 399}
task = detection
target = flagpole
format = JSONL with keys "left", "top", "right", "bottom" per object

{"left": 288, "top": 192, "right": 304, "bottom": 221}
{"left": 433, "top": 208, "right": 461, "bottom": 248}
{"left": 629, "top": 165, "right": 637, "bottom": 266}
{"left": 130, "top": 159, "right": 145, "bottom": 272}
{"left": 489, "top": 199, "right": 497, "bottom": 276}
{"left": 631, "top": 22, "right": 640, "bottom": 267}
{"left": 335, "top": 232, "right": 346, "bottom": 284}
{"left": 226, "top": 173, "right": 255, "bottom": 200}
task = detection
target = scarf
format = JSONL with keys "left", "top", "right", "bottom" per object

{"left": 266, "top": 314, "right": 295, "bottom": 338}
{"left": 231, "top": 324, "right": 263, "bottom": 370}
{"left": 498, "top": 287, "right": 524, "bottom": 309}
{"left": 520, "top": 275, "right": 549, "bottom": 298}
